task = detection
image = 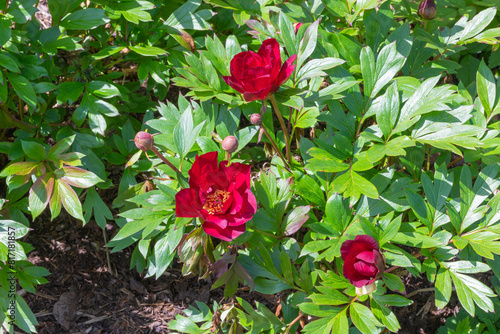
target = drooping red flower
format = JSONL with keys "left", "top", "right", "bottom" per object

{"left": 340, "top": 235, "right": 385, "bottom": 288}
{"left": 175, "top": 152, "right": 257, "bottom": 241}
{"left": 223, "top": 38, "right": 296, "bottom": 102}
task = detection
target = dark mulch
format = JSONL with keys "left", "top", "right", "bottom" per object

{"left": 20, "top": 212, "right": 460, "bottom": 333}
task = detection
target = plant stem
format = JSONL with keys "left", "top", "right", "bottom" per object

{"left": 270, "top": 95, "right": 291, "bottom": 164}
{"left": 151, "top": 146, "right": 182, "bottom": 174}
{"left": 261, "top": 125, "right": 291, "bottom": 171}
{"left": 285, "top": 312, "right": 304, "bottom": 333}
{"left": 102, "top": 227, "right": 116, "bottom": 277}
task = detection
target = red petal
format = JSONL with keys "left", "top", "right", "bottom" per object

{"left": 223, "top": 76, "right": 246, "bottom": 94}
{"left": 275, "top": 54, "right": 297, "bottom": 86}
{"left": 220, "top": 161, "right": 252, "bottom": 188}
{"left": 202, "top": 220, "right": 246, "bottom": 241}
{"left": 243, "top": 87, "right": 272, "bottom": 101}
{"left": 175, "top": 188, "right": 202, "bottom": 218}
{"left": 356, "top": 250, "right": 375, "bottom": 264}
{"left": 343, "top": 260, "right": 373, "bottom": 287}
{"left": 353, "top": 261, "right": 378, "bottom": 277}
{"left": 341, "top": 234, "right": 379, "bottom": 262}
{"left": 258, "top": 39, "right": 281, "bottom": 66}
{"left": 354, "top": 235, "right": 379, "bottom": 251}
{"left": 188, "top": 152, "right": 218, "bottom": 188}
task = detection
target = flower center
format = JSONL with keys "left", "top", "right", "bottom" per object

{"left": 203, "top": 189, "right": 231, "bottom": 215}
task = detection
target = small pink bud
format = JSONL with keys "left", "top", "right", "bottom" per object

{"left": 134, "top": 131, "right": 154, "bottom": 152}
{"left": 418, "top": 0, "right": 436, "bottom": 20}
{"left": 250, "top": 113, "right": 262, "bottom": 126}
{"left": 222, "top": 136, "right": 238, "bottom": 153}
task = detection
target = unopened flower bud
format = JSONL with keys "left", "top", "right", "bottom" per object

{"left": 294, "top": 22, "right": 303, "bottom": 34}
{"left": 134, "top": 131, "right": 154, "bottom": 152}
{"left": 222, "top": 136, "right": 238, "bottom": 153}
{"left": 418, "top": 0, "right": 436, "bottom": 20}
{"left": 250, "top": 113, "right": 262, "bottom": 125}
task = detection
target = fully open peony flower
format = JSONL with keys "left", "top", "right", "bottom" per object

{"left": 223, "top": 38, "right": 296, "bottom": 102}
{"left": 175, "top": 152, "right": 257, "bottom": 241}
{"left": 341, "top": 235, "right": 385, "bottom": 288}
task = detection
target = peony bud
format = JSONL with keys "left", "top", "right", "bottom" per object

{"left": 294, "top": 22, "right": 303, "bottom": 34}
{"left": 418, "top": 0, "right": 436, "bottom": 20}
{"left": 134, "top": 131, "right": 154, "bottom": 152}
{"left": 340, "top": 235, "right": 385, "bottom": 288}
{"left": 250, "top": 113, "right": 262, "bottom": 126}
{"left": 222, "top": 136, "right": 238, "bottom": 153}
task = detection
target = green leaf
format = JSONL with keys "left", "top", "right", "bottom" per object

{"left": 350, "top": 302, "right": 381, "bottom": 334}
{"left": 435, "top": 267, "right": 452, "bottom": 309}
{"left": 283, "top": 205, "right": 310, "bottom": 236}
{"left": 295, "top": 175, "right": 325, "bottom": 208}
{"left": 297, "top": 58, "right": 345, "bottom": 83}
{"left": 332, "top": 169, "right": 379, "bottom": 199}
{"left": 370, "top": 297, "right": 400, "bottom": 333}
{"left": 279, "top": 11, "right": 297, "bottom": 57}
{"left": 296, "top": 19, "right": 319, "bottom": 77}
{"left": 130, "top": 45, "right": 167, "bottom": 56}
{"left": 6, "top": 72, "right": 37, "bottom": 107}
{"left": 382, "top": 273, "right": 405, "bottom": 292}
{"left": 48, "top": 135, "right": 75, "bottom": 159}
{"left": 0, "top": 54, "right": 20, "bottom": 73}
{"left": 476, "top": 59, "right": 497, "bottom": 116}
{"left": 91, "top": 45, "right": 125, "bottom": 60}
{"left": 55, "top": 166, "right": 103, "bottom": 188}
{"left": 57, "top": 82, "right": 85, "bottom": 104}
{"left": 450, "top": 270, "right": 495, "bottom": 316}
{"left": 60, "top": 8, "right": 109, "bottom": 30}
{"left": 83, "top": 187, "right": 113, "bottom": 228}
{"left": 55, "top": 179, "right": 84, "bottom": 221}
{"left": 0, "top": 16, "right": 12, "bottom": 47}
{"left": 164, "top": 0, "right": 211, "bottom": 30}
{"left": 173, "top": 106, "right": 205, "bottom": 159}
{"left": 29, "top": 173, "right": 54, "bottom": 220}
{"left": 459, "top": 7, "right": 497, "bottom": 42}
{"left": 21, "top": 141, "right": 46, "bottom": 161}
{"left": 364, "top": 2, "right": 393, "bottom": 51}
{"left": 0, "top": 161, "right": 38, "bottom": 177}
{"left": 87, "top": 81, "right": 121, "bottom": 99}
{"left": 305, "top": 147, "right": 349, "bottom": 173}
{"left": 375, "top": 81, "right": 399, "bottom": 139}
{"left": 405, "top": 189, "right": 432, "bottom": 229}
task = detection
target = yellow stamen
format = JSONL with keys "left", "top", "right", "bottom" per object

{"left": 203, "top": 189, "right": 231, "bottom": 215}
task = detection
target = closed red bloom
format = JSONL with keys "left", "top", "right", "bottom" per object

{"left": 175, "top": 152, "right": 257, "bottom": 241}
{"left": 223, "top": 38, "right": 297, "bottom": 102}
{"left": 341, "top": 235, "right": 385, "bottom": 288}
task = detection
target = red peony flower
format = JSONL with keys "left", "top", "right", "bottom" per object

{"left": 175, "top": 152, "right": 257, "bottom": 241}
{"left": 223, "top": 38, "right": 296, "bottom": 102}
{"left": 340, "top": 235, "right": 385, "bottom": 288}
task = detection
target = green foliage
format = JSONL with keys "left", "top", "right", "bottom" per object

{"left": 0, "top": 0, "right": 500, "bottom": 333}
